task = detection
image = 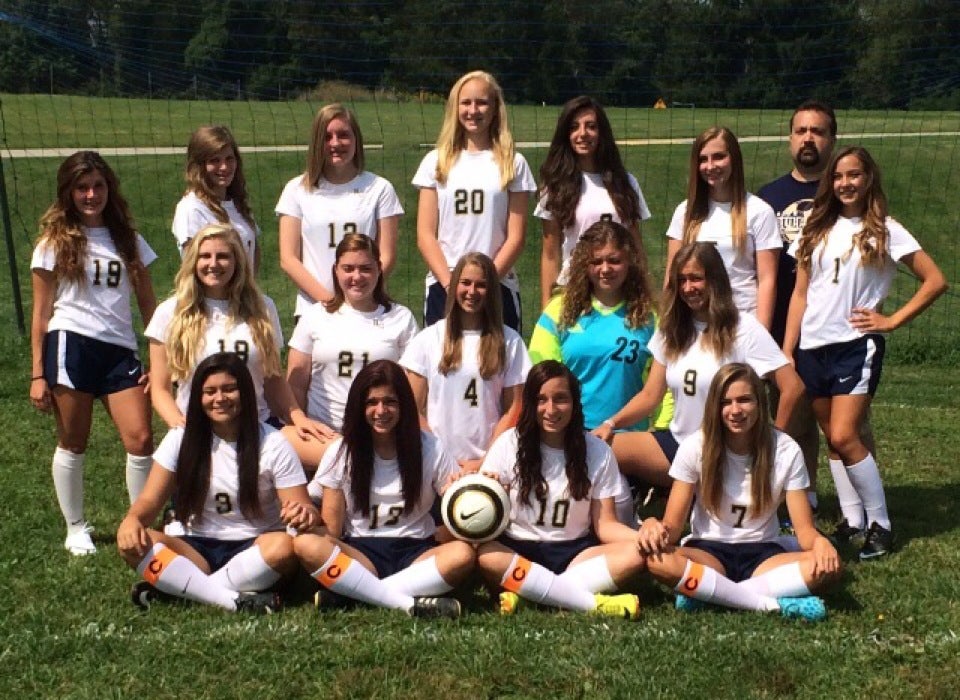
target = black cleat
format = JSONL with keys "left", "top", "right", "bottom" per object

{"left": 411, "top": 596, "right": 461, "bottom": 619}
{"left": 235, "top": 591, "right": 283, "bottom": 614}
{"left": 859, "top": 522, "right": 893, "bottom": 560}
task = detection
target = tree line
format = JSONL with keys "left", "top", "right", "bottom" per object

{"left": 1, "top": 0, "right": 958, "bottom": 109}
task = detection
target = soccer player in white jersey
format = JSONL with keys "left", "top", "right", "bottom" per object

{"left": 665, "top": 127, "right": 782, "bottom": 329}
{"left": 784, "top": 146, "right": 947, "bottom": 559}
{"left": 30, "top": 151, "right": 157, "bottom": 556}
{"left": 595, "top": 243, "right": 804, "bottom": 488}
{"left": 284, "top": 234, "right": 419, "bottom": 470}
{"left": 401, "top": 252, "right": 530, "bottom": 472}
{"left": 147, "top": 224, "right": 328, "bottom": 438}
{"left": 535, "top": 95, "right": 652, "bottom": 308}
{"left": 476, "top": 361, "right": 644, "bottom": 618}
{"left": 413, "top": 70, "right": 536, "bottom": 332}
{"left": 117, "top": 354, "right": 317, "bottom": 614}
{"left": 277, "top": 103, "right": 402, "bottom": 318}
{"left": 172, "top": 125, "right": 261, "bottom": 271}
{"left": 637, "top": 364, "right": 840, "bottom": 621}
{"left": 293, "top": 361, "right": 472, "bottom": 619}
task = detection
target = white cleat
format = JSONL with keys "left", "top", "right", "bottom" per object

{"left": 65, "top": 523, "right": 96, "bottom": 556}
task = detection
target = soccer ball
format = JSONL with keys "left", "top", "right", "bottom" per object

{"left": 440, "top": 473, "right": 511, "bottom": 543}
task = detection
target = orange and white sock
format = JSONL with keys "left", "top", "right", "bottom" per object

{"left": 381, "top": 556, "right": 452, "bottom": 597}
{"left": 208, "top": 544, "right": 282, "bottom": 592}
{"left": 501, "top": 555, "right": 595, "bottom": 611}
{"left": 310, "top": 546, "right": 413, "bottom": 611}
{"left": 137, "top": 543, "right": 238, "bottom": 610}
{"left": 676, "top": 560, "right": 777, "bottom": 612}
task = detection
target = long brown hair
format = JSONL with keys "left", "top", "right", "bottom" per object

{"left": 539, "top": 95, "right": 641, "bottom": 229}
{"left": 682, "top": 127, "right": 747, "bottom": 253}
{"left": 659, "top": 242, "right": 739, "bottom": 361}
{"left": 303, "top": 103, "right": 365, "bottom": 190}
{"left": 440, "top": 253, "right": 505, "bottom": 378}
{"left": 699, "top": 363, "right": 774, "bottom": 519}
{"left": 796, "top": 146, "right": 889, "bottom": 271}
{"left": 175, "top": 353, "right": 264, "bottom": 524}
{"left": 514, "top": 361, "right": 590, "bottom": 507}
{"left": 336, "top": 360, "right": 423, "bottom": 516}
{"left": 560, "top": 220, "right": 654, "bottom": 330}
{"left": 37, "top": 151, "right": 142, "bottom": 284}
{"left": 184, "top": 125, "right": 257, "bottom": 230}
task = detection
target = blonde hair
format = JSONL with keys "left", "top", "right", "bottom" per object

{"left": 796, "top": 146, "right": 889, "bottom": 271}
{"left": 560, "top": 220, "right": 654, "bottom": 330}
{"left": 165, "top": 224, "right": 280, "bottom": 381}
{"left": 699, "top": 363, "right": 774, "bottom": 519}
{"left": 184, "top": 125, "right": 257, "bottom": 230}
{"left": 440, "top": 253, "right": 505, "bottom": 379}
{"left": 303, "top": 103, "right": 364, "bottom": 190}
{"left": 682, "top": 127, "right": 747, "bottom": 253}
{"left": 434, "top": 71, "right": 515, "bottom": 189}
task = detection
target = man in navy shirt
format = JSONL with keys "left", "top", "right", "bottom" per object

{"left": 757, "top": 100, "right": 836, "bottom": 517}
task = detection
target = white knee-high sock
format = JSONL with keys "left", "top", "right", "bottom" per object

{"left": 137, "top": 543, "right": 238, "bottom": 610}
{"left": 52, "top": 447, "right": 85, "bottom": 531}
{"left": 311, "top": 546, "right": 413, "bottom": 611}
{"left": 125, "top": 453, "right": 153, "bottom": 505}
{"left": 844, "top": 453, "right": 890, "bottom": 530}
{"left": 737, "top": 562, "right": 811, "bottom": 599}
{"left": 501, "top": 554, "right": 596, "bottom": 611}
{"left": 676, "top": 560, "right": 778, "bottom": 612}
{"left": 381, "top": 556, "right": 452, "bottom": 597}
{"left": 830, "top": 458, "right": 865, "bottom": 528}
{"left": 208, "top": 545, "right": 282, "bottom": 592}
{"left": 559, "top": 555, "right": 616, "bottom": 594}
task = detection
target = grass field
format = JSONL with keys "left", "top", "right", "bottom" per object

{"left": 0, "top": 95, "right": 959, "bottom": 698}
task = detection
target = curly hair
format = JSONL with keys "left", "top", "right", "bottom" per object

{"left": 439, "top": 252, "right": 505, "bottom": 378}
{"left": 560, "top": 220, "right": 654, "bottom": 330}
{"left": 682, "top": 127, "right": 747, "bottom": 253}
{"left": 699, "top": 363, "right": 774, "bottom": 519}
{"left": 434, "top": 70, "right": 516, "bottom": 189}
{"left": 796, "top": 146, "right": 889, "bottom": 271}
{"left": 659, "top": 242, "right": 739, "bottom": 362}
{"left": 514, "top": 361, "right": 590, "bottom": 507}
{"left": 539, "top": 95, "right": 641, "bottom": 230}
{"left": 184, "top": 125, "right": 257, "bottom": 230}
{"left": 37, "top": 151, "right": 142, "bottom": 284}
{"left": 165, "top": 224, "right": 280, "bottom": 381}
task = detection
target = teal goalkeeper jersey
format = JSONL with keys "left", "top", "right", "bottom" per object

{"left": 529, "top": 296, "right": 669, "bottom": 431}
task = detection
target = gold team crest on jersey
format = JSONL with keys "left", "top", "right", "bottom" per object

{"left": 778, "top": 199, "right": 815, "bottom": 244}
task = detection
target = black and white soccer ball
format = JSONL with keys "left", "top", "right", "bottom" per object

{"left": 440, "top": 473, "right": 511, "bottom": 543}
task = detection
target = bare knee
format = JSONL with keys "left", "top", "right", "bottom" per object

{"left": 120, "top": 426, "right": 153, "bottom": 455}
{"left": 256, "top": 532, "right": 296, "bottom": 569}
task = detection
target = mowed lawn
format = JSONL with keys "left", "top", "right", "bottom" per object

{"left": 0, "top": 95, "right": 958, "bottom": 697}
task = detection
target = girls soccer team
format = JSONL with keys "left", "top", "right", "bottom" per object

{"left": 28, "top": 79, "right": 947, "bottom": 618}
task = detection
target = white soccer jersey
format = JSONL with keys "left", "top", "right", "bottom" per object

{"left": 670, "top": 429, "right": 809, "bottom": 543}
{"left": 31, "top": 227, "right": 157, "bottom": 350}
{"left": 312, "top": 432, "right": 457, "bottom": 539}
{"left": 275, "top": 171, "right": 404, "bottom": 316}
{"left": 483, "top": 428, "right": 621, "bottom": 542}
{"left": 535, "top": 171, "right": 652, "bottom": 285}
{"left": 399, "top": 320, "right": 531, "bottom": 461}
{"left": 666, "top": 193, "right": 781, "bottom": 315}
{"left": 145, "top": 295, "right": 283, "bottom": 422}
{"left": 788, "top": 216, "right": 921, "bottom": 350}
{"left": 412, "top": 149, "right": 536, "bottom": 291}
{"left": 649, "top": 313, "right": 788, "bottom": 443}
{"left": 154, "top": 424, "right": 306, "bottom": 540}
{"left": 288, "top": 302, "right": 418, "bottom": 430}
{"left": 172, "top": 192, "right": 260, "bottom": 266}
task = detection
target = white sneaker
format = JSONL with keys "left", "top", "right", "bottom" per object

{"left": 64, "top": 523, "right": 96, "bottom": 556}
